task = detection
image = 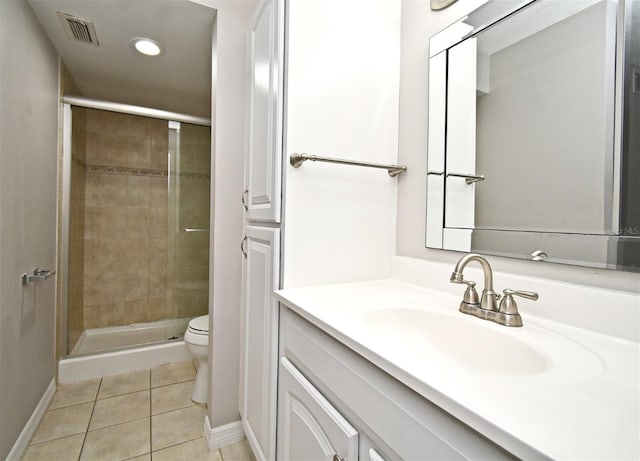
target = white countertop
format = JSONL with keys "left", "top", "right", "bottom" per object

{"left": 275, "top": 279, "right": 640, "bottom": 460}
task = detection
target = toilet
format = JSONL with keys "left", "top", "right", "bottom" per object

{"left": 184, "top": 314, "right": 209, "bottom": 403}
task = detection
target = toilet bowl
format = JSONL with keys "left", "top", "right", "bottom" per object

{"left": 184, "top": 314, "right": 209, "bottom": 403}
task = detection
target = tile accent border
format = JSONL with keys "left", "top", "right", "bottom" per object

{"left": 204, "top": 417, "right": 245, "bottom": 451}
{"left": 85, "top": 163, "right": 210, "bottom": 180}
{"left": 72, "top": 155, "right": 86, "bottom": 169}
{"left": 6, "top": 379, "right": 56, "bottom": 461}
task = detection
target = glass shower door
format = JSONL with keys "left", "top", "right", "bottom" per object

{"left": 168, "top": 121, "right": 211, "bottom": 325}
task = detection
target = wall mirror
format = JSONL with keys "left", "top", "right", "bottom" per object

{"left": 426, "top": 0, "right": 639, "bottom": 272}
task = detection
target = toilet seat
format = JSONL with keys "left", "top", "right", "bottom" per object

{"left": 187, "top": 315, "right": 209, "bottom": 335}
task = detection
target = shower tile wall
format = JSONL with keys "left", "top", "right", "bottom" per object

{"left": 82, "top": 109, "right": 169, "bottom": 328}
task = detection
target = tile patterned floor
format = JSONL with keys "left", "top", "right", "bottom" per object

{"left": 22, "top": 361, "right": 254, "bottom": 461}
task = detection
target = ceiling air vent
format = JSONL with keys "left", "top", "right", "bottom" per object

{"left": 57, "top": 12, "right": 99, "bottom": 46}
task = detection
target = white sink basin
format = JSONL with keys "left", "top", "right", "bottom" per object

{"left": 275, "top": 279, "right": 637, "bottom": 460}
{"left": 365, "top": 307, "right": 600, "bottom": 377}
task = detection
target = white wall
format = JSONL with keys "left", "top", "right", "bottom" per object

{"left": 397, "top": 0, "right": 640, "bottom": 292}
{"left": 0, "top": 0, "right": 59, "bottom": 457}
{"left": 282, "top": 0, "right": 402, "bottom": 288}
{"left": 191, "top": 0, "right": 258, "bottom": 429}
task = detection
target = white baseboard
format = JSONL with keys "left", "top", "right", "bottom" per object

{"left": 6, "top": 379, "right": 56, "bottom": 461}
{"left": 203, "top": 417, "right": 245, "bottom": 450}
{"left": 242, "top": 419, "right": 266, "bottom": 461}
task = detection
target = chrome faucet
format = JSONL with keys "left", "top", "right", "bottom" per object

{"left": 450, "top": 253, "right": 499, "bottom": 311}
{"left": 450, "top": 253, "right": 538, "bottom": 327}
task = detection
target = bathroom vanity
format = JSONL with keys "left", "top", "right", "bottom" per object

{"left": 274, "top": 258, "right": 639, "bottom": 460}
{"left": 240, "top": 0, "right": 640, "bottom": 459}
{"left": 276, "top": 303, "right": 513, "bottom": 460}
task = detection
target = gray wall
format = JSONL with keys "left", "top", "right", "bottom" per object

{"left": 475, "top": 2, "right": 611, "bottom": 234}
{"left": 193, "top": 0, "right": 258, "bottom": 429}
{"left": 0, "top": 0, "right": 59, "bottom": 457}
{"left": 397, "top": 0, "right": 640, "bottom": 292}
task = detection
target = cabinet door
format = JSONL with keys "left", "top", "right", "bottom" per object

{"left": 240, "top": 225, "right": 280, "bottom": 461}
{"left": 245, "top": 0, "right": 284, "bottom": 223}
{"left": 277, "top": 358, "right": 358, "bottom": 461}
{"left": 359, "top": 435, "right": 389, "bottom": 461}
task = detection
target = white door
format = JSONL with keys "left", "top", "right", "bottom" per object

{"left": 240, "top": 225, "right": 280, "bottom": 461}
{"left": 244, "top": 0, "right": 284, "bottom": 223}
{"left": 277, "top": 357, "right": 359, "bottom": 461}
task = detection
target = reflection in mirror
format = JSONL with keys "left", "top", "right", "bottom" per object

{"left": 426, "top": 0, "right": 640, "bottom": 272}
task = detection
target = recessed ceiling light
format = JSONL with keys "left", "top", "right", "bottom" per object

{"left": 130, "top": 38, "right": 163, "bottom": 56}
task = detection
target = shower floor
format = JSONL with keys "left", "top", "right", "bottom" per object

{"left": 71, "top": 318, "right": 192, "bottom": 355}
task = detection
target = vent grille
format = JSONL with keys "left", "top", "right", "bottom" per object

{"left": 57, "top": 12, "right": 99, "bottom": 46}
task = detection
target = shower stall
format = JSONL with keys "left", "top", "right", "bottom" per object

{"left": 60, "top": 98, "right": 211, "bottom": 359}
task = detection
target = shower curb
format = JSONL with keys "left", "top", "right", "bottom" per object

{"left": 58, "top": 340, "right": 191, "bottom": 383}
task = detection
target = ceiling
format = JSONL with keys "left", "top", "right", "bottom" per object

{"left": 28, "top": 0, "right": 216, "bottom": 118}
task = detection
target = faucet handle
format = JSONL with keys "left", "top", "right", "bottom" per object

{"left": 499, "top": 288, "right": 538, "bottom": 315}
{"left": 462, "top": 280, "right": 480, "bottom": 305}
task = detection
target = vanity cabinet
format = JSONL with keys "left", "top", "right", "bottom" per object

{"left": 243, "top": 0, "right": 284, "bottom": 224}
{"left": 240, "top": 0, "right": 284, "bottom": 458}
{"left": 277, "top": 305, "right": 515, "bottom": 460}
{"left": 240, "top": 226, "right": 280, "bottom": 461}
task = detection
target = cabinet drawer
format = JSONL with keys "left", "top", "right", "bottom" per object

{"left": 279, "top": 307, "right": 514, "bottom": 460}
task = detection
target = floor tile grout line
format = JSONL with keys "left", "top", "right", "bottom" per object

{"left": 150, "top": 377, "right": 195, "bottom": 389}
{"left": 122, "top": 453, "right": 151, "bottom": 461}
{"left": 77, "top": 377, "right": 103, "bottom": 461}
{"left": 149, "top": 379, "right": 196, "bottom": 394}
{"left": 151, "top": 402, "right": 198, "bottom": 417}
{"left": 150, "top": 434, "right": 205, "bottom": 454}
{"left": 95, "top": 388, "right": 151, "bottom": 405}
{"left": 27, "top": 432, "right": 86, "bottom": 447}
{"left": 97, "top": 368, "right": 151, "bottom": 400}
{"left": 48, "top": 398, "right": 98, "bottom": 411}
{"left": 156, "top": 378, "right": 195, "bottom": 387}
{"left": 151, "top": 403, "right": 203, "bottom": 418}
{"left": 86, "top": 414, "right": 151, "bottom": 433}
{"left": 97, "top": 387, "right": 150, "bottom": 401}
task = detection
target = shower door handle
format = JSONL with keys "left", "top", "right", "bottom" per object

{"left": 240, "top": 235, "right": 248, "bottom": 259}
{"left": 22, "top": 268, "right": 56, "bottom": 285}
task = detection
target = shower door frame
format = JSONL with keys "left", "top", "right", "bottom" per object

{"left": 59, "top": 96, "right": 211, "bottom": 357}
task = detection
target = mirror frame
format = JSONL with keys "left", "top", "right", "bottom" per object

{"left": 425, "top": 0, "right": 640, "bottom": 272}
